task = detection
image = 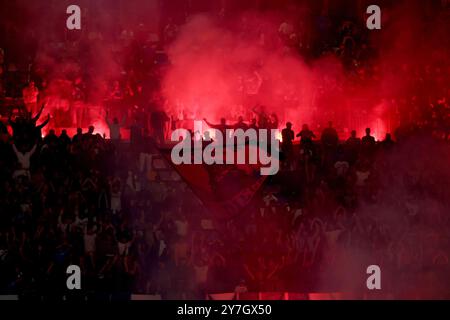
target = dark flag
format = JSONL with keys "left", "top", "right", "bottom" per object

{"left": 161, "top": 143, "right": 268, "bottom": 220}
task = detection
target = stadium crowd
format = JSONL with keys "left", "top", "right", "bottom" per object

{"left": 0, "top": 1, "right": 450, "bottom": 300}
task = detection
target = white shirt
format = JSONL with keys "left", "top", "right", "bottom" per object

{"left": 335, "top": 161, "right": 349, "bottom": 176}
{"left": 13, "top": 144, "right": 36, "bottom": 169}
{"left": 106, "top": 118, "right": 125, "bottom": 140}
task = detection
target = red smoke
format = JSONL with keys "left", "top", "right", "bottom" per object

{"left": 162, "top": 14, "right": 329, "bottom": 129}
{"left": 161, "top": 2, "right": 449, "bottom": 141}
{"left": 160, "top": 12, "right": 390, "bottom": 139}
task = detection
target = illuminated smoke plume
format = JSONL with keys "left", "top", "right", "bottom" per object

{"left": 161, "top": 1, "right": 449, "bottom": 140}
{"left": 161, "top": 13, "right": 343, "bottom": 129}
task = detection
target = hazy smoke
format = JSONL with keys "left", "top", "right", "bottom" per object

{"left": 316, "top": 134, "right": 450, "bottom": 298}
{"left": 161, "top": 13, "right": 346, "bottom": 128}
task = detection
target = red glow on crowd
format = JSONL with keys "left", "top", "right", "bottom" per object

{"left": 1, "top": 0, "right": 450, "bottom": 301}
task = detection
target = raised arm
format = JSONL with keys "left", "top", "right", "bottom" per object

{"left": 36, "top": 114, "right": 50, "bottom": 129}
{"left": 32, "top": 103, "right": 45, "bottom": 122}
{"left": 12, "top": 143, "right": 20, "bottom": 156}
{"left": 203, "top": 118, "right": 214, "bottom": 127}
{"left": 105, "top": 111, "right": 111, "bottom": 126}
{"left": 203, "top": 118, "right": 233, "bottom": 129}
{"left": 28, "top": 144, "right": 37, "bottom": 156}
{"left": 203, "top": 118, "right": 223, "bottom": 129}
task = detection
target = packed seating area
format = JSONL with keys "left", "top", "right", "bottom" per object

{"left": 0, "top": 0, "right": 449, "bottom": 300}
